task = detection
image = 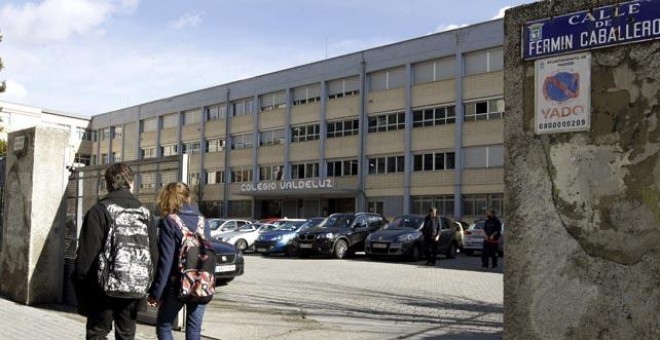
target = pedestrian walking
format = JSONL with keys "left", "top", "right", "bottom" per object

{"left": 147, "top": 182, "right": 212, "bottom": 340}
{"left": 482, "top": 208, "right": 502, "bottom": 269}
{"left": 72, "top": 162, "right": 158, "bottom": 340}
{"left": 422, "top": 207, "right": 441, "bottom": 266}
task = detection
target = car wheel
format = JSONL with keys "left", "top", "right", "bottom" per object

{"left": 446, "top": 242, "right": 458, "bottom": 259}
{"left": 235, "top": 239, "right": 248, "bottom": 251}
{"left": 464, "top": 249, "right": 474, "bottom": 256}
{"left": 409, "top": 244, "right": 421, "bottom": 262}
{"left": 215, "top": 278, "right": 233, "bottom": 286}
{"left": 333, "top": 239, "right": 348, "bottom": 259}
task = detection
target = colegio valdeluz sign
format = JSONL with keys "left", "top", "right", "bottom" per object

{"left": 523, "top": 0, "right": 660, "bottom": 60}
{"left": 240, "top": 179, "right": 335, "bottom": 192}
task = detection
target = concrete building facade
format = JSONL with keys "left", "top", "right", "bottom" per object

{"left": 89, "top": 19, "right": 506, "bottom": 221}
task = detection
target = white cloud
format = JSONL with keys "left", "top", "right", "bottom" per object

{"left": 0, "top": 0, "right": 137, "bottom": 45}
{"left": 430, "top": 23, "right": 468, "bottom": 34}
{"left": 170, "top": 11, "right": 204, "bottom": 30}
{"left": 1, "top": 79, "right": 29, "bottom": 102}
{"left": 492, "top": 6, "right": 512, "bottom": 19}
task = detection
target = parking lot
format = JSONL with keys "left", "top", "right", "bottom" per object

{"left": 200, "top": 252, "right": 503, "bottom": 339}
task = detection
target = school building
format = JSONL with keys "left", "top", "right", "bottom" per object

{"left": 87, "top": 19, "right": 505, "bottom": 221}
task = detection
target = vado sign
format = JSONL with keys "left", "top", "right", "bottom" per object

{"left": 535, "top": 52, "right": 591, "bottom": 135}
{"left": 240, "top": 179, "right": 335, "bottom": 192}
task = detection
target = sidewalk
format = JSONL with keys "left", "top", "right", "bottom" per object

{"left": 0, "top": 297, "right": 214, "bottom": 340}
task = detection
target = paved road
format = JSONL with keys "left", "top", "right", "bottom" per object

{"left": 201, "top": 252, "right": 503, "bottom": 339}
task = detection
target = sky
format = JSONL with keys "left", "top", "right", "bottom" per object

{"left": 0, "top": 0, "right": 539, "bottom": 116}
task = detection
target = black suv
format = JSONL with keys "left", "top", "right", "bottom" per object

{"left": 295, "top": 212, "right": 388, "bottom": 259}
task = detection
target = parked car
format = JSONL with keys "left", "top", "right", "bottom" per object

{"left": 453, "top": 220, "right": 470, "bottom": 251}
{"left": 216, "top": 222, "right": 280, "bottom": 251}
{"left": 295, "top": 212, "right": 388, "bottom": 259}
{"left": 254, "top": 218, "right": 322, "bottom": 256}
{"left": 462, "top": 220, "right": 505, "bottom": 256}
{"left": 210, "top": 239, "right": 245, "bottom": 285}
{"left": 365, "top": 214, "right": 458, "bottom": 260}
{"left": 208, "top": 218, "right": 252, "bottom": 239}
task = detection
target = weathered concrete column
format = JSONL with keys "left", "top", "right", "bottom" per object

{"left": 504, "top": 1, "right": 660, "bottom": 339}
{"left": 0, "top": 127, "right": 69, "bottom": 304}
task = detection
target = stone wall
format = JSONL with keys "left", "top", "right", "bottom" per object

{"left": 504, "top": 1, "right": 660, "bottom": 339}
{"left": 0, "top": 127, "right": 69, "bottom": 304}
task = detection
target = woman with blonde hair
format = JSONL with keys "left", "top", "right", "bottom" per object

{"left": 147, "top": 182, "right": 210, "bottom": 340}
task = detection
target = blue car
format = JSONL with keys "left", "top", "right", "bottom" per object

{"left": 254, "top": 218, "right": 324, "bottom": 256}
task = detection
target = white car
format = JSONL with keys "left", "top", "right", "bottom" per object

{"left": 209, "top": 218, "right": 252, "bottom": 239}
{"left": 217, "top": 223, "right": 280, "bottom": 251}
{"left": 462, "top": 220, "right": 505, "bottom": 256}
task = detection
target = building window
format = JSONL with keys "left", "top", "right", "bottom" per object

{"left": 112, "top": 152, "right": 121, "bottom": 162}
{"left": 158, "top": 171, "right": 178, "bottom": 188}
{"left": 206, "top": 138, "right": 226, "bottom": 153}
{"left": 232, "top": 98, "right": 255, "bottom": 117}
{"left": 101, "top": 128, "right": 111, "bottom": 141}
{"left": 368, "top": 111, "right": 405, "bottom": 133}
{"left": 290, "top": 162, "right": 319, "bottom": 179}
{"left": 367, "top": 201, "right": 384, "bottom": 214}
{"left": 206, "top": 104, "right": 227, "bottom": 121}
{"left": 462, "top": 193, "right": 502, "bottom": 218}
{"left": 327, "top": 76, "right": 360, "bottom": 100}
{"left": 161, "top": 144, "right": 179, "bottom": 156}
{"left": 412, "top": 106, "right": 456, "bottom": 127}
{"left": 141, "top": 146, "right": 157, "bottom": 159}
{"left": 140, "top": 172, "right": 156, "bottom": 189}
{"left": 292, "top": 84, "right": 321, "bottom": 106}
{"left": 259, "top": 129, "right": 285, "bottom": 146}
{"left": 188, "top": 172, "right": 200, "bottom": 186}
{"left": 230, "top": 167, "right": 253, "bottom": 183}
{"left": 327, "top": 159, "right": 358, "bottom": 177}
{"left": 260, "top": 91, "right": 287, "bottom": 112}
{"left": 111, "top": 126, "right": 122, "bottom": 139}
{"left": 291, "top": 124, "right": 320, "bottom": 142}
{"left": 369, "top": 66, "right": 405, "bottom": 92}
{"left": 464, "top": 98, "right": 505, "bottom": 121}
{"left": 141, "top": 117, "right": 157, "bottom": 133}
{"left": 413, "top": 57, "right": 455, "bottom": 84}
{"left": 182, "top": 141, "right": 201, "bottom": 154}
{"left": 259, "top": 165, "right": 283, "bottom": 181}
{"left": 228, "top": 200, "right": 251, "bottom": 218}
{"left": 74, "top": 153, "right": 92, "bottom": 166}
{"left": 464, "top": 47, "right": 504, "bottom": 75}
{"left": 206, "top": 170, "right": 225, "bottom": 185}
{"left": 411, "top": 195, "right": 455, "bottom": 216}
{"left": 183, "top": 109, "right": 201, "bottom": 125}
{"left": 327, "top": 119, "right": 359, "bottom": 138}
{"left": 77, "top": 127, "right": 94, "bottom": 141}
{"left": 230, "top": 134, "right": 254, "bottom": 150}
{"left": 161, "top": 113, "right": 179, "bottom": 129}
{"left": 413, "top": 151, "right": 455, "bottom": 171}
{"left": 368, "top": 155, "right": 404, "bottom": 174}
{"left": 464, "top": 145, "right": 504, "bottom": 169}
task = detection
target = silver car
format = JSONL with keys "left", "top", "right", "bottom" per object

{"left": 462, "top": 220, "right": 505, "bottom": 256}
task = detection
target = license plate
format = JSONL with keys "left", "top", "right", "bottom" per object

{"left": 372, "top": 243, "right": 387, "bottom": 249}
{"left": 299, "top": 243, "right": 312, "bottom": 249}
{"left": 256, "top": 247, "right": 267, "bottom": 252}
{"left": 215, "top": 264, "right": 236, "bottom": 272}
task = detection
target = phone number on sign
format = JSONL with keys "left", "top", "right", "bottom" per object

{"left": 538, "top": 119, "right": 587, "bottom": 130}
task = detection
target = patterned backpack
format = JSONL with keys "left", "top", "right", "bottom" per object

{"left": 167, "top": 214, "right": 217, "bottom": 304}
{"left": 97, "top": 201, "right": 153, "bottom": 298}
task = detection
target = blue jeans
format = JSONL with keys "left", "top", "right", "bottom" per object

{"left": 156, "top": 289, "right": 206, "bottom": 340}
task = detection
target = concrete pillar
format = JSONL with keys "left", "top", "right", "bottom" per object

{"left": 0, "top": 127, "right": 70, "bottom": 305}
{"left": 504, "top": 1, "right": 660, "bottom": 339}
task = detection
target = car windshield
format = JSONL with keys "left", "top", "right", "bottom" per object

{"left": 275, "top": 221, "right": 306, "bottom": 231}
{"left": 237, "top": 224, "right": 258, "bottom": 231}
{"left": 209, "top": 219, "right": 226, "bottom": 230}
{"left": 470, "top": 221, "right": 486, "bottom": 230}
{"left": 260, "top": 224, "right": 280, "bottom": 232}
{"left": 321, "top": 215, "right": 355, "bottom": 228}
{"left": 386, "top": 216, "right": 424, "bottom": 229}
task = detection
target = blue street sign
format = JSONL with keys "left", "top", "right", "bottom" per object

{"left": 522, "top": 0, "right": 660, "bottom": 60}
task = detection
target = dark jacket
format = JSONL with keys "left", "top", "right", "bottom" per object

{"left": 483, "top": 216, "right": 502, "bottom": 243}
{"left": 149, "top": 204, "right": 210, "bottom": 301}
{"left": 422, "top": 215, "right": 440, "bottom": 239}
{"left": 72, "top": 189, "right": 158, "bottom": 314}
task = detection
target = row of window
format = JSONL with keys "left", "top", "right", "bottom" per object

{"left": 409, "top": 193, "right": 503, "bottom": 218}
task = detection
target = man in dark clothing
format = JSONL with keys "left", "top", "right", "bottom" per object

{"left": 72, "top": 163, "right": 158, "bottom": 340}
{"left": 482, "top": 208, "right": 502, "bottom": 269}
{"left": 422, "top": 207, "right": 440, "bottom": 266}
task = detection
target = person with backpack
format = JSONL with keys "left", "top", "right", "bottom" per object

{"left": 72, "top": 162, "right": 158, "bottom": 339}
{"left": 147, "top": 182, "right": 214, "bottom": 340}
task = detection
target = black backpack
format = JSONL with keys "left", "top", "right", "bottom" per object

{"left": 167, "top": 214, "right": 217, "bottom": 304}
{"left": 97, "top": 201, "right": 153, "bottom": 298}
